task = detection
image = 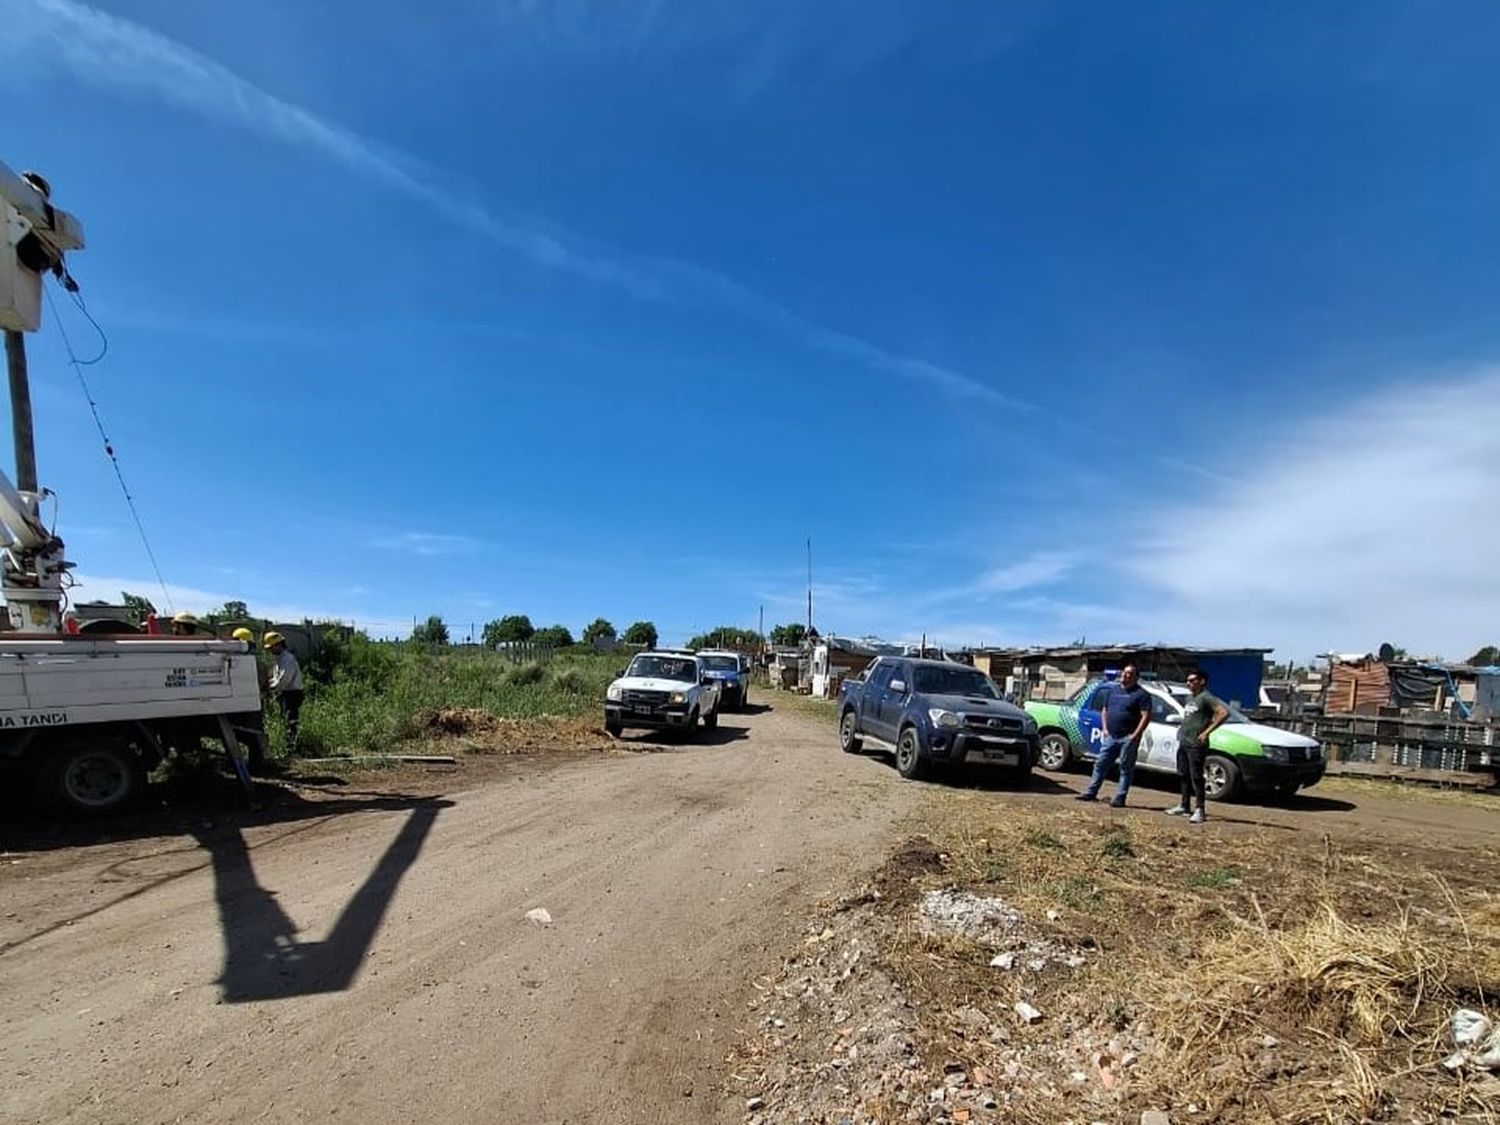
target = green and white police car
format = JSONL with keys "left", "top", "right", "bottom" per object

{"left": 1025, "top": 678, "right": 1324, "bottom": 801}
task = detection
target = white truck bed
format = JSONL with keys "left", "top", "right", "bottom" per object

{"left": 0, "top": 636, "right": 262, "bottom": 729}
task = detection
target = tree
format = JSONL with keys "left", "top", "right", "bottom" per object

{"left": 120, "top": 591, "right": 155, "bottom": 626}
{"left": 769, "top": 623, "right": 807, "bottom": 647}
{"left": 534, "top": 624, "right": 575, "bottom": 648}
{"left": 622, "top": 620, "right": 658, "bottom": 648}
{"left": 1468, "top": 645, "right": 1500, "bottom": 667}
{"left": 214, "top": 600, "right": 250, "bottom": 620}
{"left": 411, "top": 615, "right": 450, "bottom": 645}
{"left": 687, "top": 625, "right": 764, "bottom": 650}
{"left": 483, "top": 614, "right": 535, "bottom": 646}
{"left": 581, "top": 617, "right": 617, "bottom": 646}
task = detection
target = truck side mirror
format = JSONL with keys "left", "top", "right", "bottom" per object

{"left": 701, "top": 675, "right": 713, "bottom": 686}
{"left": 616, "top": 668, "right": 626, "bottom": 678}
{"left": 889, "top": 679, "right": 906, "bottom": 693}
{"left": 1165, "top": 713, "right": 1182, "bottom": 726}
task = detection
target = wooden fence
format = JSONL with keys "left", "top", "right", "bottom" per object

{"left": 1255, "top": 710, "right": 1497, "bottom": 788}
{"left": 491, "top": 641, "right": 557, "bottom": 664}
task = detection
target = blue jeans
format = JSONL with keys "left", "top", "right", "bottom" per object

{"left": 1085, "top": 734, "right": 1139, "bottom": 797}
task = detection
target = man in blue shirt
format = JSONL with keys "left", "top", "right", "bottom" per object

{"left": 1077, "top": 663, "right": 1152, "bottom": 807}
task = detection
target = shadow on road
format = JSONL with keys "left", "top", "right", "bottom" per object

{"left": 1, "top": 784, "right": 453, "bottom": 1004}
{"left": 608, "top": 724, "right": 751, "bottom": 750}
{"left": 189, "top": 796, "right": 450, "bottom": 1002}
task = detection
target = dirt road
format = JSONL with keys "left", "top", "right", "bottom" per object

{"left": 4, "top": 703, "right": 1497, "bottom": 1124}
{"left": 0, "top": 704, "right": 916, "bottom": 1125}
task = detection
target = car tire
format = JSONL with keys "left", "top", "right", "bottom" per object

{"left": 605, "top": 718, "right": 623, "bottom": 738}
{"left": 683, "top": 709, "right": 700, "bottom": 741}
{"left": 704, "top": 708, "right": 719, "bottom": 731}
{"left": 1204, "top": 754, "right": 1242, "bottom": 802}
{"left": 894, "top": 726, "right": 928, "bottom": 780}
{"left": 1038, "top": 731, "right": 1073, "bottom": 772}
{"left": 36, "top": 736, "right": 145, "bottom": 817}
{"left": 1271, "top": 779, "right": 1299, "bottom": 803}
{"left": 839, "top": 709, "right": 863, "bottom": 754}
{"left": 1006, "top": 758, "right": 1033, "bottom": 787}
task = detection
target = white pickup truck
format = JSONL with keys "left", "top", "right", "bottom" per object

{"left": 603, "top": 651, "right": 722, "bottom": 739}
{"left": 0, "top": 635, "right": 264, "bottom": 815}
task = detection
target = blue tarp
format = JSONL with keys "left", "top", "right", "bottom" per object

{"left": 1190, "top": 653, "right": 1265, "bottom": 710}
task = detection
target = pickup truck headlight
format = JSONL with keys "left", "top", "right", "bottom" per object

{"left": 928, "top": 709, "right": 961, "bottom": 729}
{"left": 606, "top": 683, "right": 623, "bottom": 701}
{"left": 670, "top": 691, "right": 687, "bottom": 704}
{"left": 1263, "top": 745, "right": 1290, "bottom": 764}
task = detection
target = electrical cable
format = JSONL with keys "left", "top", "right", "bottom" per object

{"left": 43, "top": 282, "right": 175, "bottom": 615}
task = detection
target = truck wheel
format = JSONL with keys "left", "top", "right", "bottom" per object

{"left": 605, "top": 718, "right": 623, "bottom": 738}
{"left": 839, "top": 710, "right": 864, "bottom": 754}
{"left": 683, "top": 709, "right": 700, "bottom": 741}
{"left": 1204, "top": 754, "right": 1242, "bottom": 802}
{"left": 1038, "top": 732, "right": 1072, "bottom": 772}
{"left": 1006, "top": 758, "right": 1033, "bottom": 787}
{"left": 38, "top": 737, "right": 145, "bottom": 817}
{"left": 704, "top": 708, "right": 719, "bottom": 731}
{"left": 894, "top": 727, "right": 928, "bottom": 780}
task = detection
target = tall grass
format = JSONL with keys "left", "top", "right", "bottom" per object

{"left": 292, "top": 640, "right": 619, "bottom": 756}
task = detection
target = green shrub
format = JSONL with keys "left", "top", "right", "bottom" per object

{"left": 506, "top": 661, "right": 548, "bottom": 687}
{"left": 293, "top": 645, "right": 619, "bottom": 757}
{"left": 552, "top": 667, "right": 589, "bottom": 694}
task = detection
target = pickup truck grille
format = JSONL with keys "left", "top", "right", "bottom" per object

{"left": 963, "top": 714, "right": 1024, "bottom": 735}
{"left": 623, "top": 689, "right": 670, "bottom": 706}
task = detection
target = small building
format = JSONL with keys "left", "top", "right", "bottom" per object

{"left": 1322, "top": 654, "right": 1485, "bottom": 718}
{"left": 974, "top": 645, "right": 1272, "bottom": 710}
{"left": 807, "top": 635, "right": 905, "bottom": 698}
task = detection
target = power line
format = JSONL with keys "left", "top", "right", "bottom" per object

{"left": 44, "top": 283, "right": 175, "bottom": 614}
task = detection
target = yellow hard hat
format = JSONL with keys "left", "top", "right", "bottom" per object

{"left": 262, "top": 631, "right": 285, "bottom": 647}
{"left": 231, "top": 627, "right": 254, "bottom": 644}
{"left": 173, "top": 611, "right": 199, "bottom": 625}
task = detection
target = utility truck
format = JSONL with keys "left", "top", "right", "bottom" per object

{"left": 0, "top": 161, "right": 263, "bottom": 815}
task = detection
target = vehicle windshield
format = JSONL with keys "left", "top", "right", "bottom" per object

{"left": 700, "top": 655, "right": 739, "bottom": 671}
{"left": 912, "top": 665, "right": 999, "bottom": 699}
{"left": 627, "top": 655, "right": 699, "bottom": 682}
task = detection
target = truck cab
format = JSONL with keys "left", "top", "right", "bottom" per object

{"left": 604, "top": 651, "right": 722, "bottom": 739}
{"left": 837, "top": 657, "right": 1038, "bottom": 782}
{"left": 695, "top": 649, "right": 750, "bottom": 710}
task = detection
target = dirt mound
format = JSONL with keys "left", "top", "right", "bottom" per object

{"left": 413, "top": 710, "right": 608, "bottom": 753}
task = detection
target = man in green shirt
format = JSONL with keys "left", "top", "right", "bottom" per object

{"left": 1168, "top": 668, "right": 1230, "bottom": 824}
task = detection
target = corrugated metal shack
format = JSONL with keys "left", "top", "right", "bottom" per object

{"left": 975, "top": 645, "right": 1271, "bottom": 709}
{"left": 1322, "top": 655, "right": 1480, "bottom": 717}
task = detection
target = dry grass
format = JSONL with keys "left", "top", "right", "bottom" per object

{"left": 878, "top": 791, "right": 1500, "bottom": 1123}
{"left": 1321, "top": 775, "right": 1500, "bottom": 813}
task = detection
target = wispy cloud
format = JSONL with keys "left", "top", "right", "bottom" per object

{"left": 489, "top": 1, "right": 1045, "bottom": 94}
{"left": 70, "top": 571, "right": 411, "bottom": 636}
{"left": 370, "top": 532, "right": 483, "bottom": 558}
{"left": 1, "top": 0, "right": 1035, "bottom": 417}
{"left": 1127, "top": 368, "right": 1500, "bottom": 659}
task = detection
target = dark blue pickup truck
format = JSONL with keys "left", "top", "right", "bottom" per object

{"left": 837, "top": 656, "right": 1039, "bottom": 782}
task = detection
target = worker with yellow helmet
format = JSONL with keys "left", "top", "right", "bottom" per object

{"left": 170, "top": 611, "right": 200, "bottom": 636}
{"left": 264, "top": 631, "right": 304, "bottom": 752}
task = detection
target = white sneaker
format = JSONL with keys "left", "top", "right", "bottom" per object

{"left": 1189, "top": 809, "right": 1206, "bottom": 825}
{"left": 1164, "top": 804, "right": 1189, "bottom": 816}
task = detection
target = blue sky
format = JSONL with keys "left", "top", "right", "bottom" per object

{"left": 4, "top": 0, "right": 1499, "bottom": 660}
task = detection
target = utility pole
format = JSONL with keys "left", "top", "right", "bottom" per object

{"left": 805, "top": 537, "right": 813, "bottom": 638}
{"left": 1, "top": 163, "right": 84, "bottom": 632}
{"left": 4, "top": 331, "right": 35, "bottom": 498}
{"left": 758, "top": 604, "right": 764, "bottom": 644}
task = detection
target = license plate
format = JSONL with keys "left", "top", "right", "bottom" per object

{"left": 633, "top": 705, "right": 654, "bottom": 716}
